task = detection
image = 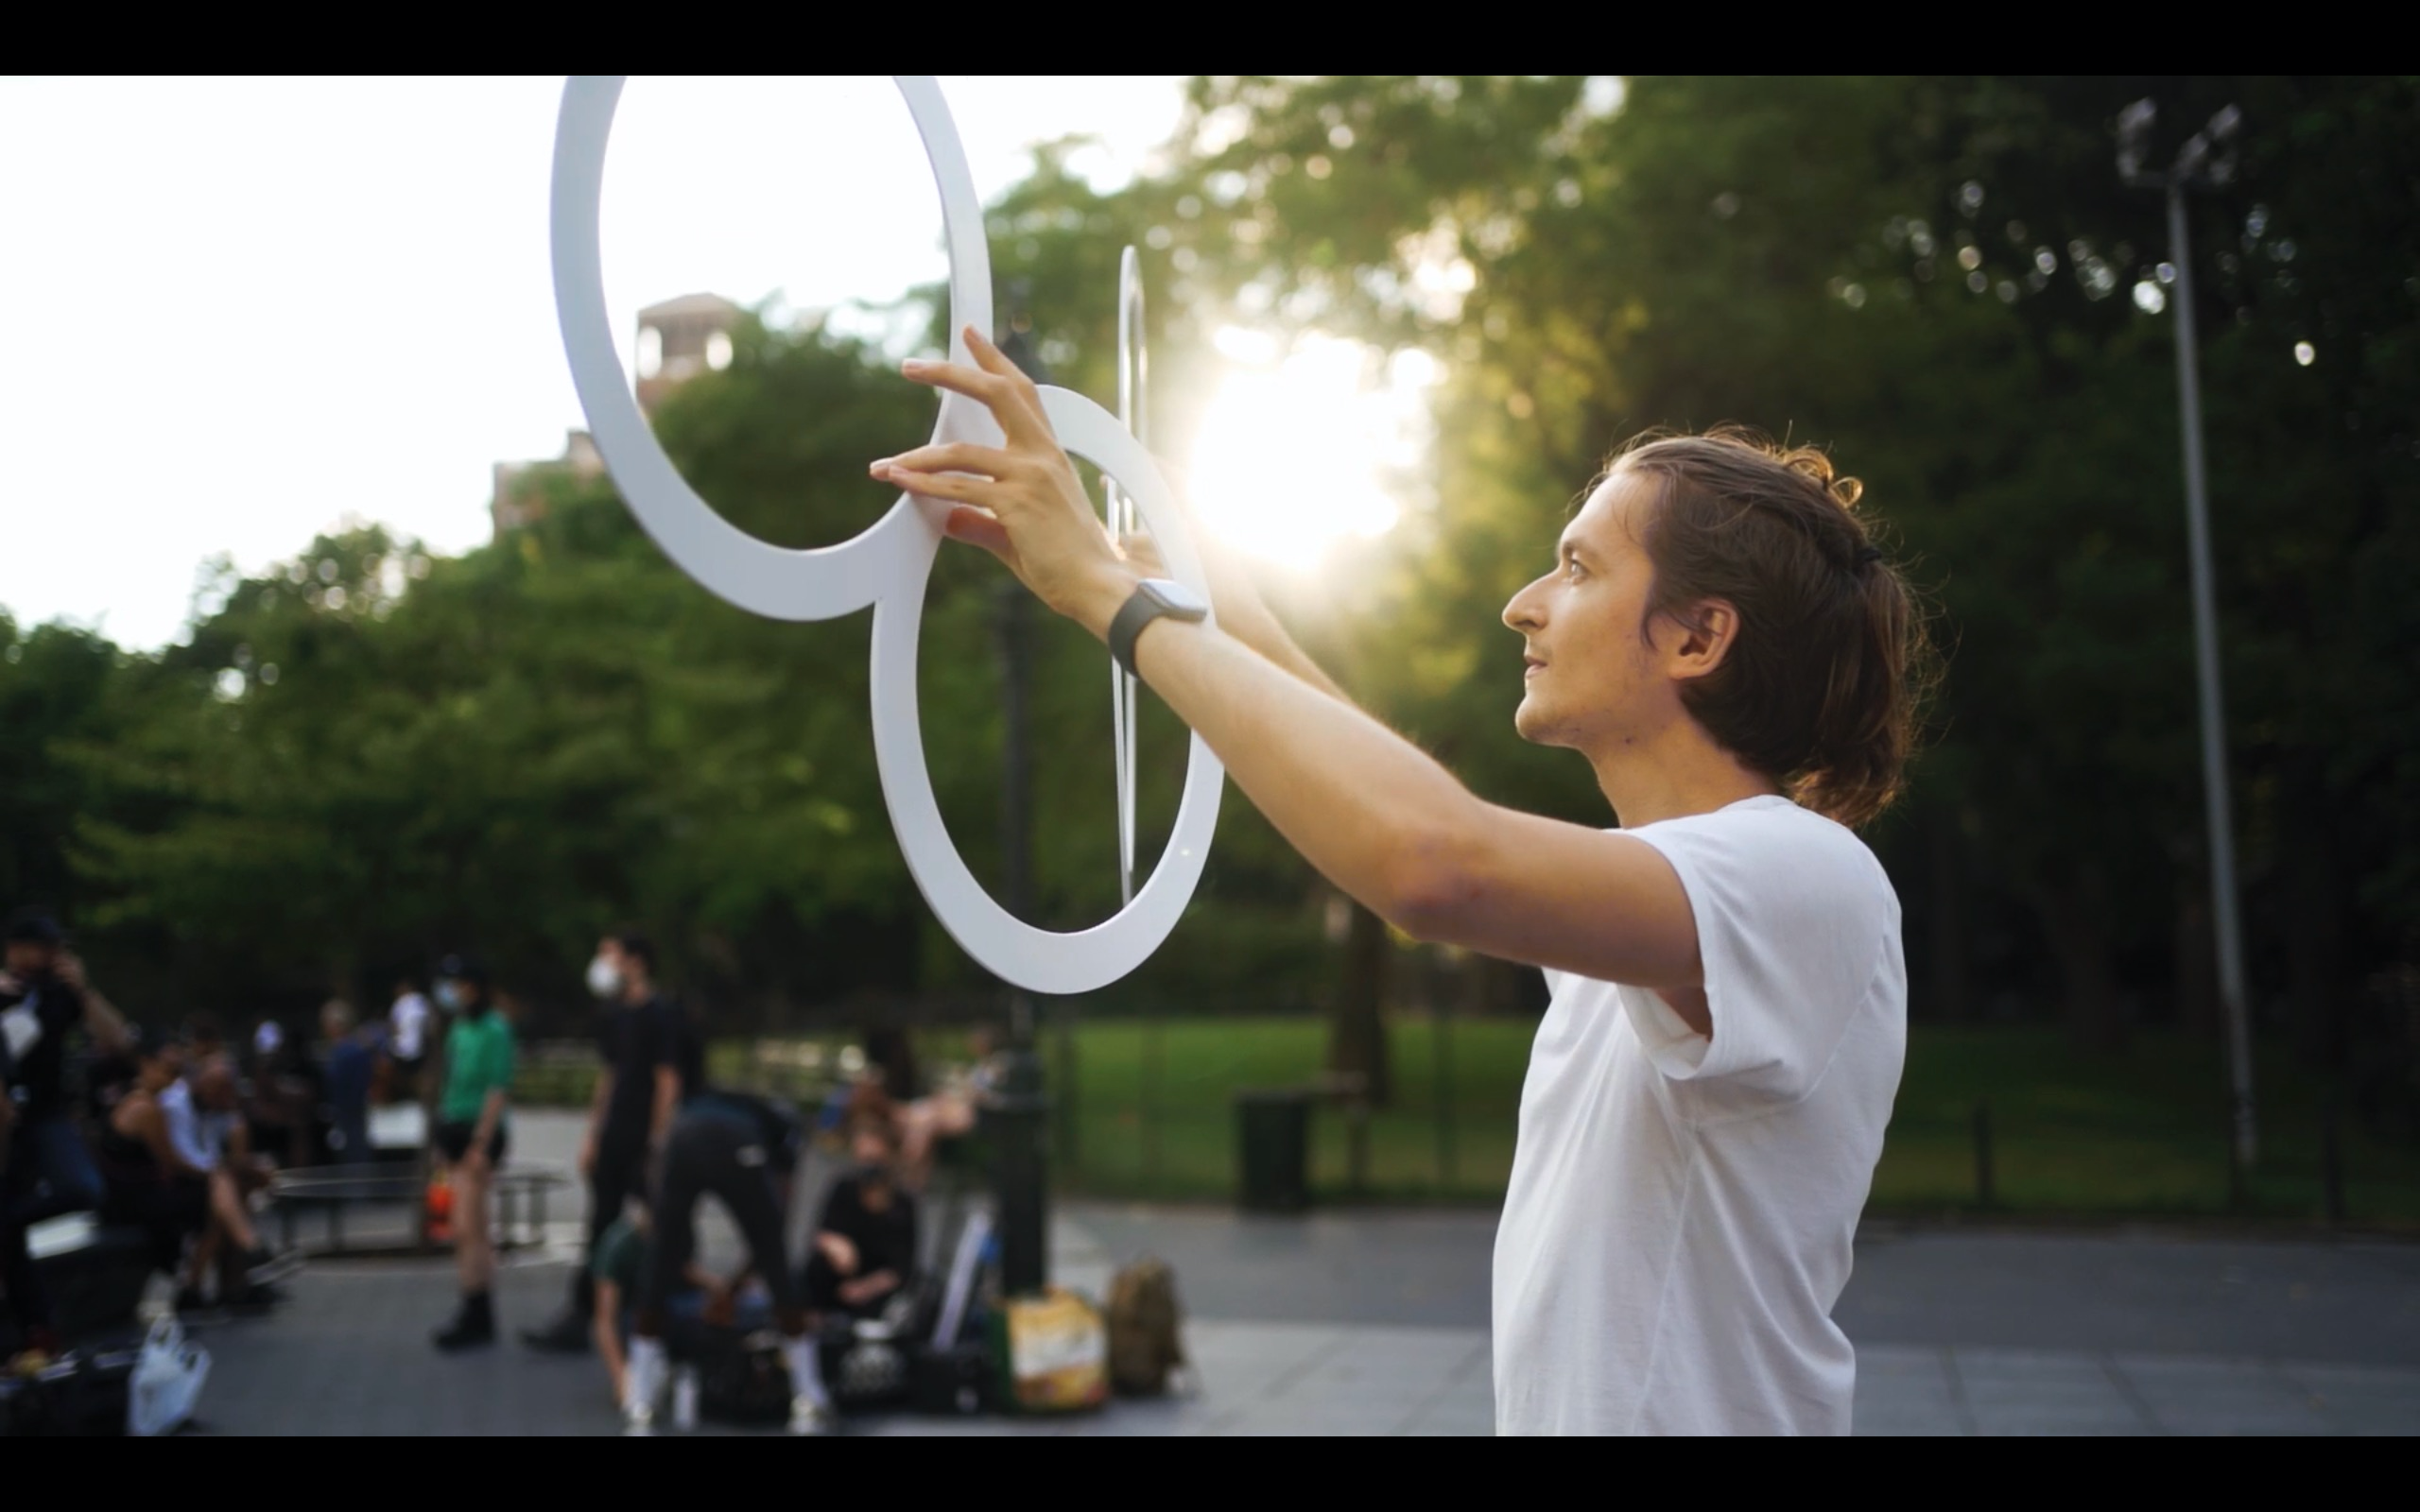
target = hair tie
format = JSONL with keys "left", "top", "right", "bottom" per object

{"left": 1856, "top": 545, "right": 1883, "bottom": 566}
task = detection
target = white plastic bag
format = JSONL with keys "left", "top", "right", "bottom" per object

{"left": 129, "top": 1315, "right": 211, "bottom": 1436}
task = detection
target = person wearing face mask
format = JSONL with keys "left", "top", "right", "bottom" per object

{"left": 525, "top": 930, "right": 685, "bottom": 1354}
{"left": 430, "top": 954, "right": 514, "bottom": 1351}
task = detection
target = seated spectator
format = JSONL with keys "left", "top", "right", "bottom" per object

{"left": 320, "top": 1001, "right": 379, "bottom": 1166}
{"left": 96, "top": 1032, "right": 282, "bottom": 1312}
{"left": 804, "top": 1113, "right": 918, "bottom": 1320}
{"left": 156, "top": 1054, "right": 285, "bottom": 1298}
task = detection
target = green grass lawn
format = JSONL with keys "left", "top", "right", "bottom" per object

{"left": 518, "top": 1018, "right": 2419, "bottom": 1227}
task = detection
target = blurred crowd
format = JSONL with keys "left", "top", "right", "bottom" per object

{"left": 2, "top": 906, "right": 316, "bottom": 1366}
{"left": 5, "top": 902, "right": 995, "bottom": 1433}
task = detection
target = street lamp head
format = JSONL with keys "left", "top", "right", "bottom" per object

{"left": 2204, "top": 105, "right": 2242, "bottom": 186}
{"left": 2117, "top": 98, "right": 2158, "bottom": 185}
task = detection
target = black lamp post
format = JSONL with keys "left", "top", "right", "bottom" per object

{"left": 987, "top": 292, "right": 1051, "bottom": 1295}
{"left": 2118, "top": 99, "right": 2258, "bottom": 1191}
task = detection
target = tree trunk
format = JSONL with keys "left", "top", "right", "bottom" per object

{"left": 2034, "top": 873, "right": 2126, "bottom": 1052}
{"left": 1327, "top": 899, "right": 1393, "bottom": 1108}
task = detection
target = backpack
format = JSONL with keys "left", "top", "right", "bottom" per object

{"left": 1104, "top": 1257, "right": 1186, "bottom": 1398}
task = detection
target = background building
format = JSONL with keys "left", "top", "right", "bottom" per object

{"left": 491, "top": 293, "right": 742, "bottom": 537}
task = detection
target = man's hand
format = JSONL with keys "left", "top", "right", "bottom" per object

{"left": 873, "top": 328, "right": 1137, "bottom": 639}
{"left": 701, "top": 1278, "right": 735, "bottom": 1327}
{"left": 816, "top": 1231, "right": 860, "bottom": 1277}
{"left": 54, "top": 951, "right": 88, "bottom": 990}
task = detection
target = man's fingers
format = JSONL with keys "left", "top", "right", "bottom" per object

{"left": 876, "top": 440, "right": 1017, "bottom": 479}
{"left": 878, "top": 465, "right": 999, "bottom": 507}
{"left": 902, "top": 330, "right": 1052, "bottom": 446}
{"left": 962, "top": 325, "right": 1030, "bottom": 388}
{"left": 942, "top": 506, "right": 1015, "bottom": 558}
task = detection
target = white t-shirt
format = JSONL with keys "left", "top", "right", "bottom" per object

{"left": 1492, "top": 794, "right": 1905, "bottom": 1435}
{"left": 159, "top": 1078, "right": 232, "bottom": 1173}
{"left": 389, "top": 991, "right": 431, "bottom": 1060}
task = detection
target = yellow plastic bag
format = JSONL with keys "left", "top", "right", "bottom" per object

{"left": 992, "top": 1287, "right": 1108, "bottom": 1413}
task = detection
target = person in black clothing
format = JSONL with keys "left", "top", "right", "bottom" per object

{"left": 524, "top": 930, "right": 687, "bottom": 1353}
{"left": 2, "top": 908, "right": 130, "bottom": 1228}
{"left": 622, "top": 1088, "right": 833, "bottom": 1435}
{"left": 804, "top": 1113, "right": 918, "bottom": 1320}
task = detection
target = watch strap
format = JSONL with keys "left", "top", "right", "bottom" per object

{"left": 1108, "top": 581, "right": 1202, "bottom": 679}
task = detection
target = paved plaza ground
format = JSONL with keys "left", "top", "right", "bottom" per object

{"left": 166, "top": 1111, "right": 2420, "bottom": 1435}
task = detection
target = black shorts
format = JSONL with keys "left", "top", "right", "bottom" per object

{"left": 435, "top": 1120, "right": 508, "bottom": 1166}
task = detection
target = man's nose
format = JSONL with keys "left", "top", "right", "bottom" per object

{"left": 1503, "top": 575, "right": 1548, "bottom": 632}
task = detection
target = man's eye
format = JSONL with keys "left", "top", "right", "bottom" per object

{"left": 1564, "top": 558, "right": 1587, "bottom": 580}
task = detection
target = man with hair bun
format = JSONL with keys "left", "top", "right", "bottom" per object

{"left": 873, "top": 334, "right": 1931, "bottom": 1435}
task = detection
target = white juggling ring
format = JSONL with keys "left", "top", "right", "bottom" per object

{"left": 549, "top": 75, "right": 1222, "bottom": 996}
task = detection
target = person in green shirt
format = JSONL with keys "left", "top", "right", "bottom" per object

{"left": 431, "top": 954, "right": 514, "bottom": 1351}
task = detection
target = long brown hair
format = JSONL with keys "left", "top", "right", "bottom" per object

{"left": 1615, "top": 428, "right": 1933, "bottom": 829}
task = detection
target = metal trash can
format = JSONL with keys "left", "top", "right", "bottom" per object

{"left": 1235, "top": 1088, "right": 1313, "bottom": 1213}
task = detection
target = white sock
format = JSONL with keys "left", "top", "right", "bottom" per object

{"left": 626, "top": 1336, "right": 668, "bottom": 1417}
{"left": 784, "top": 1335, "right": 829, "bottom": 1409}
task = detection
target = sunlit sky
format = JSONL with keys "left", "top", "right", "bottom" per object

{"left": 0, "top": 77, "right": 1438, "bottom": 650}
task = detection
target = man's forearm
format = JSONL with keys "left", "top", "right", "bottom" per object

{"left": 1110, "top": 602, "right": 1484, "bottom": 935}
{"left": 649, "top": 1066, "right": 680, "bottom": 1147}
{"left": 474, "top": 1089, "right": 506, "bottom": 1146}
{"left": 80, "top": 987, "right": 130, "bottom": 1055}
{"left": 586, "top": 1071, "right": 614, "bottom": 1134}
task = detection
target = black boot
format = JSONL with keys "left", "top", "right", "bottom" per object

{"left": 434, "top": 1292, "right": 495, "bottom": 1351}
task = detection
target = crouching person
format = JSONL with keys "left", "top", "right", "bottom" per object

{"left": 624, "top": 1089, "right": 832, "bottom": 1435}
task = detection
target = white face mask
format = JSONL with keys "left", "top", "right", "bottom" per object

{"left": 585, "top": 955, "right": 622, "bottom": 1001}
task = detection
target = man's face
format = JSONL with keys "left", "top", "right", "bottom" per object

{"left": 196, "top": 1060, "right": 239, "bottom": 1111}
{"left": 4, "top": 941, "right": 56, "bottom": 979}
{"left": 1501, "top": 469, "right": 1673, "bottom": 752}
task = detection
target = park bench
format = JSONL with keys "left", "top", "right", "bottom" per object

{"left": 269, "top": 1162, "right": 570, "bottom": 1258}
{"left": 25, "top": 1211, "right": 155, "bottom": 1339}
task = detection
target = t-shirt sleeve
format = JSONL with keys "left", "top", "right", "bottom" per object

{"left": 489, "top": 1023, "right": 517, "bottom": 1099}
{"left": 1623, "top": 808, "right": 1894, "bottom": 1099}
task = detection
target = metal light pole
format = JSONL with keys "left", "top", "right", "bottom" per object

{"left": 2118, "top": 99, "right": 2258, "bottom": 1185}
{"left": 987, "top": 298, "right": 1052, "bottom": 1295}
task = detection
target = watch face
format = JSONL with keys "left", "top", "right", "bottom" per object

{"left": 1142, "top": 577, "right": 1210, "bottom": 617}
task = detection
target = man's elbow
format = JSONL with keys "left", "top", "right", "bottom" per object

{"left": 1371, "top": 821, "right": 1490, "bottom": 945}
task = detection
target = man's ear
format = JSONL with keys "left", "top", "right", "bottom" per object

{"left": 1660, "top": 598, "right": 1741, "bottom": 683}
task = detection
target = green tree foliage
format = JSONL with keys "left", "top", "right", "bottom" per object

{"left": 6, "top": 78, "right": 2414, "bottom": 1116}
{"left": 1140, "top": 75, "right": 2420, "bottom": 1072}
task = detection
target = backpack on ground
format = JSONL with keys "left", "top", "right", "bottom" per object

{"left": 1104, "top": 1256, "right": 1186, "bottom": 1398}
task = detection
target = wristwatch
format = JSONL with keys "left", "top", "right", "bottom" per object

{"left": 1108, "top": 577, "right": 1211, "bottom": 679}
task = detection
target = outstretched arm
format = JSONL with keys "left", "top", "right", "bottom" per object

{"left": 873, "top": 332, "right": 1703, "bottom": 1004}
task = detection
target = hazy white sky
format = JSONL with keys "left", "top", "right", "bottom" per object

{"left": 0, "top": 76, "right": 1189, "bottom": 649}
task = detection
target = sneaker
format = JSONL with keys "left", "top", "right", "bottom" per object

{"left": 242, "top": 1245, "right": 303, "bottom": 1287}
{"left": 521, "top": 1310, "right": 590, "bottom": 1354}
{"left": 622, "top": 1338, "right": 667, "bottom": 1436}
{"left": 787, "top": 1397, "right": 839, "bottom": 1436}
